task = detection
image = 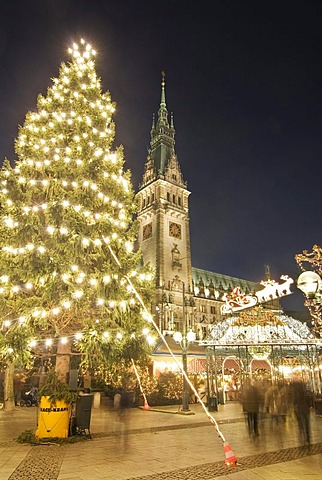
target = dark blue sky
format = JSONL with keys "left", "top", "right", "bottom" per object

{"left": 0, "top": 1, "right": 321, "bottom": 312}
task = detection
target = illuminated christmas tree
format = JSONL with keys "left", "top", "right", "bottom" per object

{"left": 0, "top": 40, "right": 154, "bottom": 409}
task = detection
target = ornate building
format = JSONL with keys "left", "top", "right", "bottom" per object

{"left": 136, "top": 74, "right": 265, "bottom": 341}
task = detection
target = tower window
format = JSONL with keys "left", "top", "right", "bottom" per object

{"left": 173, "top": 195, "right": 176, "bottom": 204}
{"left": 178, "top": 197, "right": 181, "bottom": 206}
{"left": 152, "top": 193, "right": 155, "bottom": 202}
{"left": 167, "top": 192, "right": 170, "bottom": 202}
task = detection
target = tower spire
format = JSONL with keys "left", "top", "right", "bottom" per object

{"left": 157, "top": 70, "right": 169, "bottom": 127}
{"left": 161, "top": 71, "right": 166, "bottom": 106}
{"left": 140, "top": 72, "right": 186, "bottom": 188}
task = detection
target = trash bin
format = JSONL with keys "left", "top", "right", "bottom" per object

{"left": 208, "top": 396, "right": 218, "bottom": 412}
{"left": 74, "top": 393, "right": 93, "bottom": 437}
{"left": 36, "top": 396, "right": 71, "bottom": 439}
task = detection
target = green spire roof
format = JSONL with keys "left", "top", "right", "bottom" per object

{"left": 149, "top": 71, "right": 176, "bottom": 175}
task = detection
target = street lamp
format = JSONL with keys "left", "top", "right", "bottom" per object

{"left": 295, "top": 245, "right": 322, "bottom": 333}
{"left": 173, "top": 281, "right": 196, "bottom": 413}
{"left": 297, "top": 271, "right": 322, "bottom": 299}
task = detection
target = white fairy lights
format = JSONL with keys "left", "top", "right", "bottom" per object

{"left": 0, "top": 39, "right": 154, "bottom": 359}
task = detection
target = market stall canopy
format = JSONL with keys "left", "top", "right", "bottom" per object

{"left": 152, "top": 335, "right": 206, "bottom": 357}
{"left": 200, "top": 308, "right": 322, "bottom": 348}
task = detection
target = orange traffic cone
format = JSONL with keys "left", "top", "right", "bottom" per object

{"left": 143, "top": 398, "right": 150, "bottom": 410}
{"left": 224, "top": 441, "right": 238, "bottom": 466}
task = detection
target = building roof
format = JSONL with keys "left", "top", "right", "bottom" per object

{"left": 192, "top": 266, "right": 260, "bottom": 294}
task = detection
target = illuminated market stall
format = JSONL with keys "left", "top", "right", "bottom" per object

{"left": 200, "top": 307, "right": 322, "bottom": 404}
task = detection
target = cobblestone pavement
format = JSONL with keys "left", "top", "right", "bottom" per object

{"left": 125, "top": 443, "right": 322, "bottom": 480}
{"left": 6, "top": 439, "right": 322, "bottom": 480}
{"left": 4, "top": 415, "right": 322, "bottom": 480}
{"left": 2, "top": 403, "right": 322, "bottom": 479}
{"left": 8, "top": 445, "right": 66, "bottom": 480}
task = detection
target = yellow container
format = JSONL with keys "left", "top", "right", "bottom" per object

{"left": 35, "top": 396, "right": 71, "bottom": 438}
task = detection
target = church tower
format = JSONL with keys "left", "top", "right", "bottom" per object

{"left": 136, "top": 73, "right": 193, "bottom": 333}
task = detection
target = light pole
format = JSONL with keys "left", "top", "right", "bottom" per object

{"left": 295, "top": 245, "right": 322, "bottom": 334}
{"left": 173, "top": 282, "right": 196, "bottom": 413}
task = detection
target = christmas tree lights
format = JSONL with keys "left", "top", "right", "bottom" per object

{"left": 0, "top": 39, "right": 154, "bottom": 396}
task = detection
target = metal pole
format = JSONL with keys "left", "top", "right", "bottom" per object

{"left": 214, "top": 346, "right": 218, "bottom": 397}
{"left": 315, "top": 345, "right": 322, "bottom": 393}
{"left": 181, "top": 282, "right": 190, "bottom": 412}
{"left": 206, "top": 347, "right": 211, "bottom": 407}
{"left": 280, "top": 345, "right": 284, "bottom": 382}
{"left": 306, "top": 345, "right": 315, "bottom": 394}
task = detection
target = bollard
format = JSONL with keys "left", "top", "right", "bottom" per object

{"left": 93, "top": 391, "right": 101, "bottom": 409}
{"left": 114, "top": 392, "right": 121, "bottom": 410}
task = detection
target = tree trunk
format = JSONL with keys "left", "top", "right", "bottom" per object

{"left": 55, "top": 342, "right": 71, "bottom": 384}
{"left": 4, "top": 360, "right": 15, "bottom": 411}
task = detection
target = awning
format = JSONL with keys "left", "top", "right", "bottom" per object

{"left": 250, "top": 359, "right": 271, "bottom": 371}
{"left": 184, "top": 357, "right": 271, "bottom": 373}
{"left": 187, "top": 358, "right": 207, "bottom": 373}
{"left": 222, "top": 358, "right": 242, "bottom": 370}
{"left": 152, "top": 336, "right": 206, "bottom": 357}
{"left": 211, "top": 357, "right": 271, "bottom": 371}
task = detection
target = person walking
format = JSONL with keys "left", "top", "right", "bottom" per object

{"left": 290, "top": 379, "right": 312, "bottom": 445}
{"left": 241, "top": 380, "right": 261, "bottom": 437}
{"left": 264, "top": 382, "right": 279, "bottom": 421}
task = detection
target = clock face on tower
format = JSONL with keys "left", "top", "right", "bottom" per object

{"left": 169, "top": 221, "right": 182, "bottom": 239}
{"left": 143, "top": 222, "right": 152, "bottom": 240}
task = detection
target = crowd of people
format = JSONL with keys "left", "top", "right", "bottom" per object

{"left": 240, "top": 377, "right": 313, "bottom": 444}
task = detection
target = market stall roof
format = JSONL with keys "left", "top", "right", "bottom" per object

{"left": 200, "top": 309, "right": 322, "bottom": 348}
{"left": 152, "top": 335, "right": 206, "bottom": 358}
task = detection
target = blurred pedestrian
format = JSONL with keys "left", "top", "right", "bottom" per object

{"left": 264, "top": 382, "right": 279, "bottom": 421}
{"left": 290, "top": 379, "right": 312, "bottom": 445}
{"left": 241, "top": 380, "right": 260, "bottom": 437}
{"left": 276, "top": 382, "right": 292, "bottom": 422}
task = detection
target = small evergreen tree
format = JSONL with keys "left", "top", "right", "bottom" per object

{"left": 0, "top": 39, "right": 154, "bottom": 406}
{"left": 0, "top": 322, "right": 35, "bottom": 410}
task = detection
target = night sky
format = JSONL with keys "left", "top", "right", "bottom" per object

{"left": 0, "top": 1, "right": 321, "bottom": 312}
